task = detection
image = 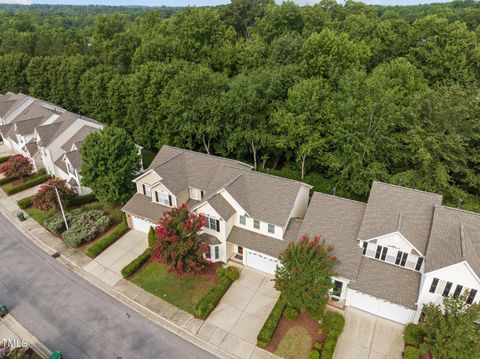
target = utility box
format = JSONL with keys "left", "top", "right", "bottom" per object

{"left": 0, "top": 302, "right": 8, "bottom": 317}
{"left": 49, "top": 351, "right": 63, "bottom": 359}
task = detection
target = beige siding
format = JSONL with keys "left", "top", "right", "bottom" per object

{"left": 135, "top": 171, "right": 162, "bottom": 194}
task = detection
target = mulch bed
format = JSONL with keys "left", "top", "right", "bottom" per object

{"left": 201, "top": 262, "right": 222, "bottom": 281}
{"left": 265, "top": 312, "right": 326, "bottom": 353}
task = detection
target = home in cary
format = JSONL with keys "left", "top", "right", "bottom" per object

{"left": 123, "top": 146, "right": 480, "bottom": 325}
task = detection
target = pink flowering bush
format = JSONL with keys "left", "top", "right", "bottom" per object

{"left": 32, "top": 178, "right": 76, "bottom": 211}
{"left": 275, "top": 234, "right": 337, "bottom": 319}
{"left": 151, "top": 204, "right": 207, "bottom": 275}
{"left": 0, "top": 154, "right": 33, "bottom": 180}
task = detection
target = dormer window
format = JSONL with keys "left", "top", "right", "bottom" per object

{"left": 362, "top": 241, "right": 423, "bottom": 272}
{"left": 142, "top": 184, "right": 151, "bottom": 197}
{"left": 239, "top": 215, "right": 246, "bottom": 225}
{"left": 189, "top": 187, "right": 204, "bottom": 200}
{"left": 268, "top": 224, "right": 275, "bottom": 234}
{"left": 155, "top": 191, "right": 171, "bottom": 206}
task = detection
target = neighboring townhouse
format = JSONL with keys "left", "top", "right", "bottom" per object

{"left": 123, "top": 145, "right": 312, "bottom": 272}
{"left": 0, "top": 92, "right": 32, "bottom": 126}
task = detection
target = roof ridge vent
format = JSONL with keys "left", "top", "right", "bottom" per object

{"left": 460, "top": 223, "right": 466, "bottom": 259}
{"left": 396, "top": 212, "right": 404, "bottom": 231}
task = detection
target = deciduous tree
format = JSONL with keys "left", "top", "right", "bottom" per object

{"left": 0, "top": 155, "right": 33, "bottom": 180}
{"left": 32, "top": 178, "right": 76, "bottom": 211}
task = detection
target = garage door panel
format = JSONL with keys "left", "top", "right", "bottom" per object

{"left": 131, "top": 216, "right": 152, "bottom": 234}
{"left": 245, "top": 249, "right": 278, "bottom": 275}
{"left": 349, "top": 291, "right": 412, "bottom": 324}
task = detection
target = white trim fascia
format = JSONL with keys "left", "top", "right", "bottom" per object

{"left": 364, "top": 231, "right": 424, "bottom": 257}
{"left": 425, "top": 261, "right": 480, "bottom": 284}
{"left": 131, "top": 168, "right": 155, "bottom": 182}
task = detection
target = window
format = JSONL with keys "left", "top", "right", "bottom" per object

{"left": 332, "top": 280, "right": 343, "bottom": 298}
{"left": 189, "top": 187, "right": 203, "bottom": 200}
{"left": 268, "top": 224, "right": 275, "bottom": 234}
{"left": 395, "top": 251, "right": 403, "bottom": 265}
{"left": 66, "top": 162, "right": 74, "bottom": 175}
{"left": 400, "top": 252, "right": 408, "bottom": 267}
{"left": 442, "top": 282, "right": 453, "bottom": 297}
{"left": 214, "top": 246, "right": 219, "bottom": 260}
{"left": 381, "top": 247, "right": 388, "bottom": 261}
{"left": 429, "top": 278, "right": 439, "bottom": 293}
{"left": 240, "top": 215, "right": 246, "bottom": 225}
{"left": 415, "top": 257, "right": 424, "bottom": 271}
{"left": 375, "top": 245, "right": 382, "bottom": 259}
{"left": 362, "top": 242, "right": 368, "bottom": 255}
{"left": 156, "top": 191, "right": 170, "bottom": 206}
{"left": 466, "top": 289, "right": 478, "bottom": 304}
{"left": 253, "top": 219, "right": 260, "bottom": 229}
{"left": 204, "top": 215, "right": 220, "bottom": 232}
{"left": 453, "top": 285, "right": 463, "bottom": 298}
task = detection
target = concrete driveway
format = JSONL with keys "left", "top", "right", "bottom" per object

{"left": 201, "top": 266, "right": 280, "bottom": 358}
{"left": 333, "top": 308, "right": 404, "bottom": 359}
{"left": 83, "top": 229, "right": 147, "bottom": 286}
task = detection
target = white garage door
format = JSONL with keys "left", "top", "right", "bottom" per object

{"left": 131, "top": 216, "right": 152, "bottom": 234}
{"left": 348, "top": 290, "right": 413, "bottom": 324}
{"left": 245, "top": 250, "right": 279, "bottom": 275}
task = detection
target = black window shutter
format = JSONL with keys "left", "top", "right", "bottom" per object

{"left": 155, "top": 191, "right": 159, "bottom": 202}
{"left": 415, "top": 257, "right": 424, "bottom": 271}
{"left": 216, "top": 220, "right": 220, "bottom": 232}
{"left": 142, "top": 184, "right": 146, "bottom": 195}
{"left": 395, "top": 251, "right": 402, "bottom": 265}
{"left": 201, "top": 190, "right": 204, "bottom": 199}
{"left": 362, "top": 242, "right": 368, "bottom": 255}
{"left": 168, "top": 195, "right": 172, "bottom": 206}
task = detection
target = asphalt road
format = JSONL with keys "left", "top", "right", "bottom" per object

{"left": 0, "top": 214, "right": 217, "bottom": 359}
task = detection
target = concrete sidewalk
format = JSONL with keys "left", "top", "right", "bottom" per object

{"left": 0, "top": 189, "right": 278, "bottom": 359}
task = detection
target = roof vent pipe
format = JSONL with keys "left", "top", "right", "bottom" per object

{"left": 457, "top": 199, "right": 464, "bottom": 209}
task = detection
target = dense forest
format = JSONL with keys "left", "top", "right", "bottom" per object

{"left": 1, "top": 1, "right": 480, "bottom": 207}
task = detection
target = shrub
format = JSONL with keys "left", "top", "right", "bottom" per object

{"left": 284, "top": 307, "right": 299, "bottom": 321}
{"left": 194, "top": 276, "right": 233, "bottom": 319}
{"left": 319, "top": 312, "right": 345, "bottom": 359}
{"left": 404, "top": 323, "right": 424, "bottom": 347}
{"left": 121, "top": 249, "right": 151, "bottom": 278}
{"left": 0, "top": 155, "right": 11, "bottom": 163}
{"left": 64, "top": 225, "right": 97, "bottom": 247}
{"left": 44, "top": 210, "right": 79, "bottom": 235}
{"left": 313, "top": 341, "right": 323, "bottom": 351}
{"left": 32, "top": 178, "right": 76, "bottom": 211}
{"left": 63, "top": 209, "right": 110, "bottom": 247}
{"left": 404, "top": 346, "right": 420, "bottom": 359}
{"left": 148, "top": 226, "right": 156, "bottom": 248}
{"left": 320, "top": 337, "right": 337, "bottom": 359}
{"left": 17, "top": 196, "right": 33, "bottom": 209}
{"left": 257, "top": 296, "right": 287, "bottom": 347}
{"left": 215, "top": 267, "right": 225, "bottom": 277}
{"left": 0, "top": 175, "right": 17, "bottom": 186}
{"left": 3, "top": 173, "right": 50, "bottom": 195}
{"left": 67, "top": 193, "right": 96, "bottom": 207}
{"left": 0, "top": 154, "right": 33, "bottom": 179}
{"left": 308, "top": 350, "right": 320, "bottom": 359}
{"left": 86, "top": 221, "right": 128, "bottom": 257}
{"left": 224, "top": 266, "right": 240, "bottom": 281}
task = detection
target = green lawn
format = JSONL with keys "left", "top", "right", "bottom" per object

{"left": 275, "top": 327, "right": 312, "bottom": 359}
{"left": 141, "top": 149, "right": 157, "bottom": 168}
{"left": 25, "top": 206, "right": 57, "bottom": 225}
{"left": 131, "top": 262, "right": 217, "bottom": 315}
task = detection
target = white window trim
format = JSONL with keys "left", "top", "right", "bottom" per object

{"left": 155, "top": 191, "right": 169, "bottom": 205}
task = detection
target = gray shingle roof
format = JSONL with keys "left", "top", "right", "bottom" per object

{"left": 61, "top": 125, "right": 99, "bottom": 151}
{"left": 0, "top": 100, "right": 17, "bottom": 117}
{"left": 200, "top": 233, "right": 221, "bottom": 245}
{"left": 358, "top": 181, "right": 442, "bottom": 255}
{"left": 24, "top": 141, "right": 38, "bottom": 156}
{"left": 54, "top": 157, "right": 68, "bottom": 175}
{"left": 350, "top": 257, "right": 421, "bottom": 309}
{"left": 0, "top": 93, "right": 28, "bottom": 118}
{"left": 300, "top": 192, "right": 366, "bottom": 281}
{"left": 36, "top": 112, "right": 77, "bottom": 147}
{"left": 425, "top": 205, "right": 480, "bottom": 276}
{"left": 208, "top": 193, "right": 236, "bottom": 220}
{"left": 10, "top": 100, "right": 56, "bottom": 124}
{"left": 14, "top": 116, "right": 46, "bottom": 135}
{"left": 65, "top": 150, "right": 83, "bottom": 170}
{"left": 122, "top": 193, "right": 171, "bottom": 223}
{"left": 0, "top": 123, "right": 13, "bottom": 135}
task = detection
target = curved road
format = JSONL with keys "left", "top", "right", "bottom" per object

{"left": 0, "top": 214, "right": 216, "bottom": 359}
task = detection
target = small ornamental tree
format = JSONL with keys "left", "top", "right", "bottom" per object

{"left": 32, "top": 178, "right": 76, "bottom": 211}
{"left": 0, "top": 154, "right": 33, "bottom": 179}
{"left": 275, "top": 235, "right": 337, "bottom": 319}
{"left": 151, "top": 204, "right": 208, "bottom": 275}
{"left": 419, "top": 293, "right": 480, "bottom": 359}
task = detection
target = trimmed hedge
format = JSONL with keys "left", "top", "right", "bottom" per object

{"left": 3, "top": 173, "right": 50, "bottom": 195}
{"left": 121, "top": 248, "right": 151, "bottom": 278}
{"left": 194, "top": 276, "right": 233, "bottom": 320}
{"left": 403, "top": 346, "right": 420, "bottom": 359}
{"left": 67, "top": 193, "right": 97, "bottom": 207}
{"left": 257, "top": 296, "right": 287, "bottom": 347}
{"left": 224, "top": 266, "right": 240, "bottom": 281}
{"left": 0, "top": 155, "right": 11, "bottom": 163}
{"left": 284, "top": 307, "right": 299, "bottom": 321}
{"left": 0, "top": 175, "right": 18, "bottom": 186}
{"left": 148, "top": 226, "right": 156, "bottom": 248}
{"left": 308, "top": 350, "right": 320, "bottom": 359}
{"left": 17, "top": 195, "right": 33, "bottom": 209}
{"left": 404, "top": 323, "right": 424, "bottom": 347}
{"left": 86, "top": 221, "right": 129, "bottom": 257}
{"left": 320, "top": 312, "right": 345, "bottom": 359}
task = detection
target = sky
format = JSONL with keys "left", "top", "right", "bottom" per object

{"left": 0, "top": 0, "right": 455, "bottom": 7}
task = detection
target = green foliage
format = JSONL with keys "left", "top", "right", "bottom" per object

{"left": 194, "top": 276, "right": 232, "bottom": 320}
{"left": 86, "top": 221, "right": 128, "bottom": 257}
{"left": 67, "top": 193, "right": 97, "bottom": 207}
{"left": 148, "top": 226, "right": 156, "bottom": 248}
{"left": 275, "top": 235, "right": 336, "bottom": 319}
{"left": 419, "top": 294, "right": 480, "bottom": 359}
{"left": 80, "top": 126, "right": 140, "bottom": 204}
{"left": 257, "top": 296, "right": 286, "bottom": 347}
{"left": 403, "top": 346, "right": 420, "bottom": 359}
{"left": 224, "top": 266, "right": 240, "bottom": 281}
{"left": 3, "top": 173, "right": 50, "bottom": 196}
{"left": 308, "top": 350, "right": 320, "bottom": 359}
{"left": 121, "top": 248, "right": 151, "bottom": 278}
{"left": 283, "top": 307, "right": 299, "bottom": 321}
{"left": 319, "top": 312, "right": 345, "bottom": 359}
{"left": 63, "top": 209, "right": 110, "bottom": 247}
{"left": 32, "top": 178, "right": 76, "bottom": 211}
{"left": 0, "top": 155, "right": 11, "bottom": 164}
{"left": 17, "top": 195, "right": 33, "bottom": 209}
{"left": 0, "top": 175, "right": 17, "bottom": 186}
{"left": 215, "top": 267, "right": 225, "bottom": 277}
{"left": 44, "top": 210, "right": 74, "bottom": 235}
{"left": 404, "top": 323, "right": 424, "bottom": 347}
